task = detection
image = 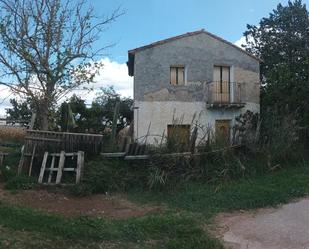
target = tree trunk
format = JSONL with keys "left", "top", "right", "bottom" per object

{"left": 41, "top": 111, "right": 49, "bottom": 131}
{"left": 36, "top": 99, "right": 50, "bottom": 130}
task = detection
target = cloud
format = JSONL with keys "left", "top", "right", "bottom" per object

{"left": 234, "top": 34, "right": 256, "bottom": 50}
{"left": 93, "top": 57, "right": 133, "bottom": 97}
{"left": 0, "top": 57, "right": 133, "bottom": 115}
{"left": 234, "top": 36, "right": 247, "bottom": 48}
{"left": 0, "top": 86, "right": 15, "bottom": 116}
{"left": 60, "top": 57, "right": 133, "bottom": 104}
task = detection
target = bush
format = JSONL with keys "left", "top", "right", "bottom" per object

{"left": 74, "top": 149, "right": 262, "bottom": 196}
{"left": 74, "top": 148, "right": 308, "bottom": 196}
{"left": 0, "top": 149, "right": 21, "bottom": 183}
{"left": 71, "top": 157, "right": 148, "bottom": 196}
{"left": 0, "top": 165, "right": 16, "bottom": 182}
{"left": 4, "top": 175, "right": 37, "bottom": 190}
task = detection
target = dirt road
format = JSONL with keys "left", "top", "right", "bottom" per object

{"left": 215, "top": 198, "right": 309, "bottom": 249}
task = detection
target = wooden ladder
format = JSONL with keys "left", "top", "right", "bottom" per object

{"left": 38, "top": 151, "right": 84, "bottom": 184}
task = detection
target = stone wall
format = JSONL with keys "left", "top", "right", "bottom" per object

{"left": 133, "top": 32, "right": 260, "bottom": 103}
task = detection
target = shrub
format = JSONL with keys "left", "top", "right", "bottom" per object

{"left": 0, "top": 149, "right": 21, "bottom": 183}
{"left": 75, "top": 146, "right": 308, "bottom": 196}
{"left": 261, "top": 111, "right": 298, "bottom": 159}
{"left": 71, "top": 157, "right": 148, "bottom": 196}
{"left": 0, "top": 165, "right": 16, "bottom": 182}
{"left": 4, "top": 175, "right": 37, "bottom": 190}
{"left": 233, "top": 110, "right": 260, "bottom": 150}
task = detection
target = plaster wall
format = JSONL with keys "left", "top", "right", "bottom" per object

{"left": 134, "top": 101, "right": 260, "bottom": 144}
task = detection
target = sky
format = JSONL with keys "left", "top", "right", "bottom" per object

{"left": 1, "top": 0, "right": 308, "bottom": 115}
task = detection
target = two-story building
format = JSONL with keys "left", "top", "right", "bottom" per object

{"left": 127, "top": 29, "right": 260, "bottom": 145}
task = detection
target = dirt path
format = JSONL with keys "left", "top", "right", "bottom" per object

{"left": 214, "top": 198, "right": 309, "bottom": 249}
{"left": 0, "top": 185, "right": 162, "bottom": 218}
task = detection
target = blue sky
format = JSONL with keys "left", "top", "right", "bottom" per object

{"left": 94, "top": 0, "right": 309, "bottom": 63}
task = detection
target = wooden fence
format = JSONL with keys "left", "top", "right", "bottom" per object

{"left": 18, "top": 130, "right": 104, "bottom": 176}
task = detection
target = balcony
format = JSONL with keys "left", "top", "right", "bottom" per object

{"left": 205, "top": 81, "right": 245, "bottom": 109}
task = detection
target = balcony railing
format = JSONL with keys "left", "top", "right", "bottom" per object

{"left": 206, "top": 81, "right": 244, "bottom": 108}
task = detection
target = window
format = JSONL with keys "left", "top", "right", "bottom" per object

{"left": 170, "top": 66, "right": 185, "bottom": 86}
{"left": 213, "top": 66, "right": 230, "bottom": 83}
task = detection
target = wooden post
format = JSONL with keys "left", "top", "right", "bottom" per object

{"left": 144, "top": 122, "right": 151, "bottom": 144}
{"left": 110, "top": 101, "right": 120, "bottom": 149}
{"left": 0, "top": 154, "right": 4, "bottom": 167}
{"left": 38, "top": 152, "right": 49, "bottom": 183}
{"left": 189, "top": 126, "right": 198, "bottom": 153}
{"left": 76, "top": 151, "right": 84, "bottom": 184}
{"left": 55, "top": 151, "right": 65, "bottom": 184}
{"left": 17, "top": 145, "right": 25, "bottom": 175}
{"left": 28, "top": 145, "right": 36, "bottom": 177}
{"left": 48, "top": 155, "right": 56, "bottom": 183}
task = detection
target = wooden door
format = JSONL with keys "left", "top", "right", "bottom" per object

{"left": 167, "top": 125, "right": 190, "bottom": 148}
{"left": 215, "top": 120, "right": 230, "bottom": 142}
{"left": 213, "top": 66, "right": 230, "bottom": 103}
{"left": 221, "top": 67, "right": 230, "bottom": 103}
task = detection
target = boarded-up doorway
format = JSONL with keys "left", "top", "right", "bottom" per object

{"left": 215, "top": 120, "right": 230, "bottom": 143}
{"left": 167, "top": 124, "right": 190, "bottom": 150}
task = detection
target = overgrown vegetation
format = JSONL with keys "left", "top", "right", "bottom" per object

{"left": 75, "top": 142, "right": 307, "bottom": 196}
{"left": 0, "top": 126, "right": 26, "bottom": 143}
{"left": 2, "top": 162, "right": 309, "bottom": 248}
{"left": 74, "top": 105, "right": 307, "bottom": 194}
{"left": 70, "top": 158, "right": 147, "bottom": 196}
{"left": 129, "top": 164, "right": 309, "bottom": 218}
{"left": 4, "top": 175, "right": 37, "bottom": 190}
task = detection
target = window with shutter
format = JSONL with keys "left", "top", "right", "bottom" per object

{"left": 170, "top": 66, "right": 185, "bottom": 85}
{"left": 213, "top": 66, "right": 230, "bottom": 103}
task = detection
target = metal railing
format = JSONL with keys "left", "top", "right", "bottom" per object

{"left": 206, "top": 81, "right": 242, "bottom": 105}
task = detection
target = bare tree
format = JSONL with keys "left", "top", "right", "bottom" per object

{"left": 0, "top": 0, "right": 122, "bottom": 130}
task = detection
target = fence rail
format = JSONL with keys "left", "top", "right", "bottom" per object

{"left": 206, "top": 81, "right": 243, "bottom": 105}
{"left": 24, "top": 130, "right": 103, "bottom": 155}
{"left": 18, "top": 130, "right": 104, "bottom": 176}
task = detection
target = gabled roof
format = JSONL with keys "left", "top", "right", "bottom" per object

{"left": 127, "top": 29, "right": 261, "bottom": 76}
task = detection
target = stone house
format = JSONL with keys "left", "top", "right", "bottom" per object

{"left": 127, "top": 29, "right": 260, "bottom": 145}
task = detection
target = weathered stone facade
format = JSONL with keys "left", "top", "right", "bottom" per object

{"left": 128, "top": 30, "right": 260, "bottom": 144}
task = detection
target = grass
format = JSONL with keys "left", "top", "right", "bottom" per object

{"left": 128, "top": 164, "right": 309, "bottom": 218}
{"left": 0, "top": 201, "right": 222, "bottom": 249}
{"left": 0, "top": 226, "right": 103, "bottom": 249}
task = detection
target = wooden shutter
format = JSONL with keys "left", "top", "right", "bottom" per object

{"left": 221, "top": 66, "right": 230, "bottom": 103}
{"left": 170, "top": 67, "right": 177, "bottom": 85}
{"left": 213, "top": 66, "right": 230, "bottom": 103}
{"left": 177, "top": 67, "right": 185, "bottom": 85}
{"left": 213, "top": 66, "right": 221, "bottom": 102}
{"left": 213, "top": 66, "right": 221, "bottom": 82}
